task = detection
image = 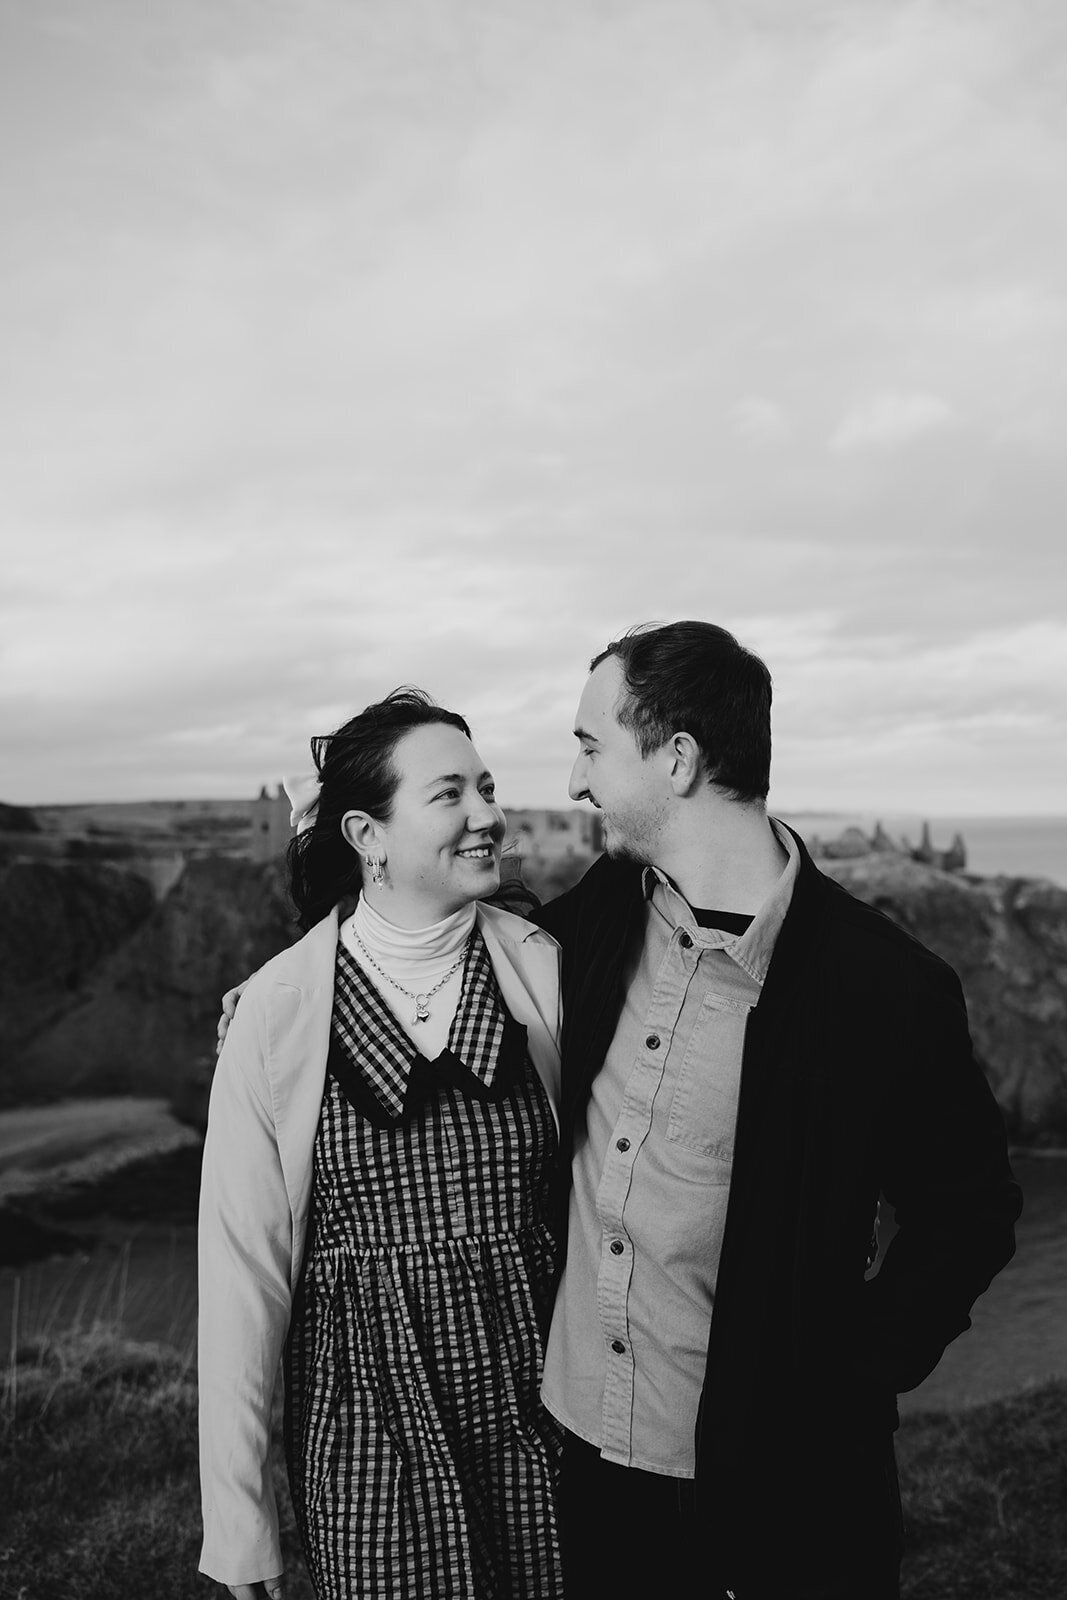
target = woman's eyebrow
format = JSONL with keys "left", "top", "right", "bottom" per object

{"left": 422, "top": 771, "right": 494, "bottom": 788}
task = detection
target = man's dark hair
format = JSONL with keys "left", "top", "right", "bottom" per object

{"left": 287, "top": 687, "right": 472, "bottom": 931}
{"left": 591, "top": 621, "right": 772, "bottom": 802}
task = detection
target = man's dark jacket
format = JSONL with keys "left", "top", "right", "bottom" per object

{"left": 534, "top": 826, "right": 1022, "bottom": 1596}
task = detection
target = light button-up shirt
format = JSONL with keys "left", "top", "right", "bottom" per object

{"left": 542, "top": 820, "right": 799, "bottom": 1477}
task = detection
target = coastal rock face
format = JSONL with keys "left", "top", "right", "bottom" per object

{"left": 1, "top": 858, "right": 293, "bottom": 1106}
{"left": 2, "top": 850, "right": 1066, "bottom": 1144}
{"left": 0, "top": 802, "right": 39, "bottom": 835}
{"left": 822, "top": 855, "right": 1067, "bottom": 1144}
{"left": 0, "top": 860, "right": 157, "bottom": 1104}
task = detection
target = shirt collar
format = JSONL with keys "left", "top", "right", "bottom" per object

{"left": 333, "top": 932, "right": 512, "bottom": 1120}
{"left": 640, "top": 817, "right": 799, "bottom": 986}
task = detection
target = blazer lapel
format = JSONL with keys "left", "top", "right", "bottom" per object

{"left": 559, "top": 869, "right": 645, "bottom": 1132}
{"left": 477, "top": 903, "right": 562, "bottom": 1129}
{"left": 265, "top": 910, "right": 338, "bottom": 1287}
{"left": 714, "top": 837, "right": 830, "bottom": 1284}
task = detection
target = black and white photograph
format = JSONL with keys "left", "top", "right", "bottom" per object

{"left": 1, "top": 3, "right": 1064, "bottom": 1597}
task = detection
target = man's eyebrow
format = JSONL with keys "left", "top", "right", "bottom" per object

{"left": 573, "top": 727, "right": 599, "bottom": 745}
{"left": 423, "top": 771, "right": 493, "bottom": 788}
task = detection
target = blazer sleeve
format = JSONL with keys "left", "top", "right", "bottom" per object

{"left": 857, "top": 963, "right": 1022, "bottom": 1394}
{"left": 198, "top": 978, "right": 294, "bottom": 1585}
{"left": 531, "top": 895, "right": 570, "bottom": 988}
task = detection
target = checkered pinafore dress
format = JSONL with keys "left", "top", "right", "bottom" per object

{"left": 284, "top": 932, "right": 564, "bottom": 1600}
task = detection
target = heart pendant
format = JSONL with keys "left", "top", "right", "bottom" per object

{"left": 412, "top": 996, "right": 430, "bottom": 1023}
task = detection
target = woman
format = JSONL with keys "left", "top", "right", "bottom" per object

{"left": 198, "top": 689, "right": 564, "bottom": 1600}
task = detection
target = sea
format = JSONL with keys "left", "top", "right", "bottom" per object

{"left": 776, "top": 812, "right": 1067, "bottom": 889}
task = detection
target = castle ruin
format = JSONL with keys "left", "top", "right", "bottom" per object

{"left": 249, "top": 787, "right": 604, "bottom": 866}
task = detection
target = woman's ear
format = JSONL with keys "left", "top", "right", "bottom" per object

{"left": 340, "top": 810, "right": 382, "bottom": 861}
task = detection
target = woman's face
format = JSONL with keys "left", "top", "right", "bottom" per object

{"left": 366, "top": 722, "right": 506, "bottom": 925}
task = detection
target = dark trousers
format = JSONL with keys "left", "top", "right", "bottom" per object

{"left": 557, "top": 1427, "right": 902, "bottom": 1600}
{"left": 558, "top": 1429, "right": 702, "bottom": 1599}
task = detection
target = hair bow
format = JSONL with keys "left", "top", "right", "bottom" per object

{"left": 282, "top": 771, "right": 322, "bottom": 835}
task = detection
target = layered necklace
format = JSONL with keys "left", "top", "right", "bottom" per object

{"left": 349, "top": 929, "right": 471, "bottom": 1026}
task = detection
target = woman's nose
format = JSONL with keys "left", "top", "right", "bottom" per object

{"left": 467, "top": 793, "right": 500, "bottom": 830}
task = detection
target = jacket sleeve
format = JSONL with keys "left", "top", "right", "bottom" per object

{"left": 533, "top": 860, "right": 607, "bottom": 989}
{"left": 531, "top": 887, "right": 573, "bottom": 964}
{"left": 198, "top": 978, "right": 294, "bottom": 1584}
{"left": 858, "top": 963, "right": 1022, "bottom": 1394}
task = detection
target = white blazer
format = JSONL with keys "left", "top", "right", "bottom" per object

{"left": 197, "top": 902, "right": 562, "bottom": 1586}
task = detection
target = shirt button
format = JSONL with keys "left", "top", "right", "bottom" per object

{"left": 616, "top": 1137, "right": 631, "bottom": 1152}
{"left": 611, "top": 1339, "right": 626, "bottom": 1355}
{"left": 679, "top": 931, "right": 693, "bottom": 949}
{"left": 610, "top": 1239, "right": 624, "bottom": 1255}
{"left": 645, "top": 1033, "right": 660, "bottom": 1050}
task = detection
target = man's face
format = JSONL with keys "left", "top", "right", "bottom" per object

{"left": 568, "top": 655, "right": 669, "bottom": 864}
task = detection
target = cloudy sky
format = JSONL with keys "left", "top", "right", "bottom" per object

{"left": 2, "top": 0, "right": 1065, "bottom": 814}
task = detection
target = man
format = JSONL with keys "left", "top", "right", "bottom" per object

{"left": 531, "top": 620, "right": 1019, "bottom": 1599}
{"left": 218, "top": 620, "right": 1021, "bottom": 1599}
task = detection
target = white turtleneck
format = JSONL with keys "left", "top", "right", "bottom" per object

{"left": 341, "top": 893, "right": 477, "bottom": 1056}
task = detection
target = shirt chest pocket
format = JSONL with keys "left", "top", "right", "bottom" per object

{"left": 665, "top": 991, "right": 750, "bottom": 1160}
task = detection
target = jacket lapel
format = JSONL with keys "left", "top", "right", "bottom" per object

{"left": 558, "top": 864, "right": 646, "bottom": 1134}
{"left": 265, "top": 910, "right": 337, "bottom": 1288}
{"left": 477, "top": 903, "right": 562, "bottom": 1130}
{"left": 710, "top": 831, "right": 831, "bottom": 1323}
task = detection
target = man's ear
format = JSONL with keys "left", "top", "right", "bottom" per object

{"left": 667, "top": 732, "right": 703, "bottom": 796}
{"left": 341, "top": 810, "right": 382, "bottom": 860}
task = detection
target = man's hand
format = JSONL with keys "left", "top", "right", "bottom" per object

{"left": 216, "top": 978, "right": 251, "bottom": 1054}
{"left": 227, "top": 1578, "right": 284, "bottom": 1600}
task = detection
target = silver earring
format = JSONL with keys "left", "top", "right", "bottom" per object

{"left": 370, "top": 856, "right": 385, "bottom": 887}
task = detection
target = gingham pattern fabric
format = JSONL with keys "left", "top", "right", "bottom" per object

{"left": 284, "top": 934, "right": 564, "bottom": 1599}
{"left": 329, "top": 934, "right": 507, "bottom": 1122}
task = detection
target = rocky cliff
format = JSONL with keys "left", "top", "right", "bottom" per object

{"left": 821, "top": 855, "right": 1067, "bottom": 1144}
{"left": 0, "top": 859, "right": 157, "bottom": 1104}
{"left": 0, "top": 856, "right": 293, "bottom": 1108}
{"left": 1, "top": 851, "right": 1065, "bottom": 1143}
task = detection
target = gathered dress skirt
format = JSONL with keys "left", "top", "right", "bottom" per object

{"left": 284, "top": 937, "right": 564, "bottom": 1600}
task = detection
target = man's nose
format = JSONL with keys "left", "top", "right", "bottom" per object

{"left": 568, "top": 755, "right": 587, "bottom": 802}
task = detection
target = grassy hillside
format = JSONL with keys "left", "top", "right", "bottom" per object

{"left": 1, "top": 1329, "right": 1064, "bottom": 1599}
{"left": 898, "top": 1382, "right": 1067, "bottom": 1598}
{"left": 1, "top": 1330, "right": 315, "bottom": 1600}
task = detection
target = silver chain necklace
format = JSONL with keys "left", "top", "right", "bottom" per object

{"left": 350, "top": 929, "right": 471, "bottom": 1024}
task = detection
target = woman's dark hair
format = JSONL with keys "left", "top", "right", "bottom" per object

{"left": 287, "top": 687, "right": 472, "bottom": 931}
{"left": 591, "top": 621, "right": 772, "bottom": 802}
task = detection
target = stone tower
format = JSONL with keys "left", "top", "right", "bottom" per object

{"left": 249, "top": 784, "right": 293, "bottom": 863}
